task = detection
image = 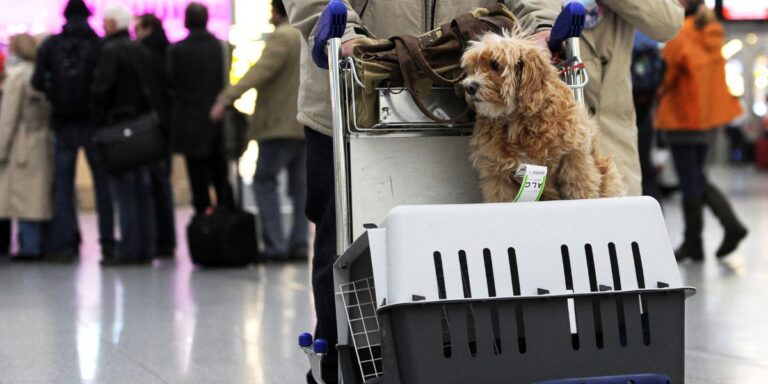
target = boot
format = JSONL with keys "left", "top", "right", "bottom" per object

{"left": 703, "top": 183, "right": 748, "bottom": 258}
{"left": 675, "top": 198, "right": 704, "bottom": 262}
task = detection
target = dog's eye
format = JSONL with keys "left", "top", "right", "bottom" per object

{"left": 489, "top": 59, "right": 501, "bottom": 72}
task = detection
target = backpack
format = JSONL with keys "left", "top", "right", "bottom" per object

{"left": 49, "top": 35, "right": 99, "bottom": 117}
{"left": 631, "top": 45, "right": 666, "bottom": 95}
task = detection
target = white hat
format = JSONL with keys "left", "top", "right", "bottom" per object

{"left": 104, "top": 4, "right": 132, "bottom": 31}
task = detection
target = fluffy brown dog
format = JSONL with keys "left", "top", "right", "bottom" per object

{"left": 461, "top": 31, "right": 625, "bottom": 201}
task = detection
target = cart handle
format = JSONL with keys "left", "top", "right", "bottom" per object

{"left": 548, "top": 1, "right": 586, "bottom": 53}
{"left": 312, "top": 0, "right": 348, "bottom": 69}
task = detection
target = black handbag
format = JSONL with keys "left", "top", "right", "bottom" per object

{"left": 222, "top": 107, "right": 248, "bottom": 160}
{"left": 93, "top": 113, "right": 165, "bottom": 174}
{"left": 93, "top": 49, "right": 165, "bottom": 174}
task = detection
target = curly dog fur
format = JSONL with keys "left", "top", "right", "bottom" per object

{"left": 461, "top": 31, "right": 625, "bottom": 201}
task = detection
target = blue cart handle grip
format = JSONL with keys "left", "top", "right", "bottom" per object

{"left": 298, "top": 332, "right": 314, "bottom": 348}
{"left": 312, "top": 0, "right": 348, "bottom": 69}
{"left": 313, "top": 338, "right": 329, "bottom": 354}
{"left": 548, "top": 1, "right": 586, "bottom": 53}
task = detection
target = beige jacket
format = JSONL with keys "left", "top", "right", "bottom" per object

{"left": 218, "top": 23, "right": 304, "bottom": 142}
{"left": 0, "top": 62, "right": 53, "bottom": 220}
{"left": 285, "top": 0, "right": 561, "bottom": 136}
{"left": 579, "top": 0, "right": 683, "bottom": 196}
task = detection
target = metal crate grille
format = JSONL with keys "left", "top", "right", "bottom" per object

{"left": 339, "top": 277, "right": 383, "bottom": 380}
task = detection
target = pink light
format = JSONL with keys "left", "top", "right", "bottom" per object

{"left": 722, "top": 1, "right": 768, "bottom": 20}
{"left": 0, "top": 0, "right": 231, "bottom": 47}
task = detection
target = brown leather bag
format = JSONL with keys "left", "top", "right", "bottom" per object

{"left": 351, "top": 4, "right": 518, "bottom": 127}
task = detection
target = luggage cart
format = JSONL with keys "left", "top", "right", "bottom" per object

{"left": 301, "top": 2, "right": 695, "bottom": 383}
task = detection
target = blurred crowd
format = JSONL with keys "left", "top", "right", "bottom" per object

{"left": 0, "top": 0, "right": 307, "bottom": 265}
{"left": 0, "top": 0, "right": 757, "bottom": 270}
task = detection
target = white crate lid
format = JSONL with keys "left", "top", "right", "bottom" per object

{"left": 367, "top": 197, "right": 687, "bottom": 308}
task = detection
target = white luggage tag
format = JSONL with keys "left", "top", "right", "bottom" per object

{"left": 513, "top": 164, "right": 548, "bottom": 202}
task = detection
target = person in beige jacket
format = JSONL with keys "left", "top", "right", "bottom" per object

{"left": 284, "top": 1, "right": 560, "bottom": 382}
{"left": 0, "top": 34, "right": 53, "bottom": 261}
{"left": 577, "top": 0, "right": 684, "bottom": 195}
{"left": 211, "top": 0, "right": 307, "bottom": 261}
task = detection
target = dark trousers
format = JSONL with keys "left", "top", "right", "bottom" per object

{"left": 670, "top": 142, "right": 709, "bottom": 199}
{"left": 110, "top": 167, "right": 154, "bottom": 260}
{"left": 0, "top": 219, "right": 10, "bottom": 254}
{"left": 635, "top": 98, "right": 660, "bottom": 201}
{"left": 304, "top": 128, "right": 338, "bottom": 384}
{"left": 18, "top": 220, "right": 43, "bottom": 255}
{"left": 148, "top": 157, "right": 176, "bottom": 251}
{"left": 48, "top": 121, "right": 115, "bottom": 254}
{"left": 253, "top": 138, "right": 309, "bottom": 256}
{"left": 185, "top": 152, "right": 235, "bottom": 214}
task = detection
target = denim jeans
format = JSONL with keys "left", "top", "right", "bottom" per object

{"left": 148, "top": 157, "right": 176, "bottom": 251}
{"left": 18, "top": 220, "right": 43, "bottom": 255}
{"left": 48, "top": 120, "right": 115, "bottom": 254}
{"left": 253, "top": 138, "right": 309, "bottom": 256}
{"left": 110, "top": 167, "right": 154, "bottom": 260}
{"left": 670, "top": 142, "right": 709, "bottom": 199}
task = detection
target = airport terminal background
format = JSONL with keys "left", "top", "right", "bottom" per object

{"left": 1, "top": 0, "right": 768, "bottom": 383}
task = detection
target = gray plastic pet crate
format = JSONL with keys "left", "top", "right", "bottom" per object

{"left": 334, "top": 197, "right": 695, "bottom": 384}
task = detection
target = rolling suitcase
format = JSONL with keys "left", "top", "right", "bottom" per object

{"left": 186, "top": 162, "right": 259, "bottom": 267}
{"left": 187, "top": 206, "right": 258, "bottom": 267}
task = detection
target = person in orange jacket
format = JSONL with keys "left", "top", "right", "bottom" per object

{"left": 655, "top": 0, "right": 747, "bottom": 262}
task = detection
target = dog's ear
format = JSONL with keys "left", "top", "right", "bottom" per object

{"left": 515, "top": 46, "right": 554, "bottom": 115}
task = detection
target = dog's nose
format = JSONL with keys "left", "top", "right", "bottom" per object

{"left": 465, "top": 82, "right": 479, "bottom": 96}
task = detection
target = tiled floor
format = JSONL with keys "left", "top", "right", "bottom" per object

{"left": 0, "top": 166, "right": 766, "bottom": 383}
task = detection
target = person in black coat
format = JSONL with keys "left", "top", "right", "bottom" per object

{"left": 0, "top": 62, "right": 7, "bottom": 258}
{"left": 92, "top": 5, "right": 160, "bottom": 265}
{"left": 31, "top": 0, "right": 116, "bottom": 263}
{"left": 168, "top": 2, "right": 234, "bottom": 214}
{"left": 136, "top": 14, "right": 177, "bottom": 258}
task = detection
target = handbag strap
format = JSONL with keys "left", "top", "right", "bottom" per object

{"left": 394, "top": 39, "right": 470, "bottom": 124}
{"left": 394, "top": 12, "right": 514, "bottom": 87}
{"left": 451, "top": 13, "right": 483, "bottom": 46}
{"left": 397, "top": 35, "right": 464, "bottom": 86}
{"left": 220, "top": 40, "right": 231, "bottom": 88}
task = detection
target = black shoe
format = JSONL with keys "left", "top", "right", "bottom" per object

{"left": 289, "top": 248, "right": 309, "bottom": 262}
{"left": 703, "top": 184, "right": 748, "bottom": 258}
{"left": 716, "top": 225, "right": 748, "bottom": 258}
{"left": 45, "top": 250, "right": 78, "bottom": 263}
{"left": 264, "top": 252, "right": 290, "bottom": 262}
{"left": 675, "top": 242, "right": 704, "bottom": 262}
{"left": 100, "top": 257, "right": 136, "bottom": 266}
{"left": 10, "top": 253, "right": 43, "bottom": 262}
{"left": 135, "top": 256, "right": 154, "bottom": 265}
{"left": 154, "top": 246, "right": 175, "bottom": 259}
{"left": 101, "top": 243, "right": 116, "bottom": 260}
{"left": 676, "top": 197, "right": 704, "bottom": 262}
